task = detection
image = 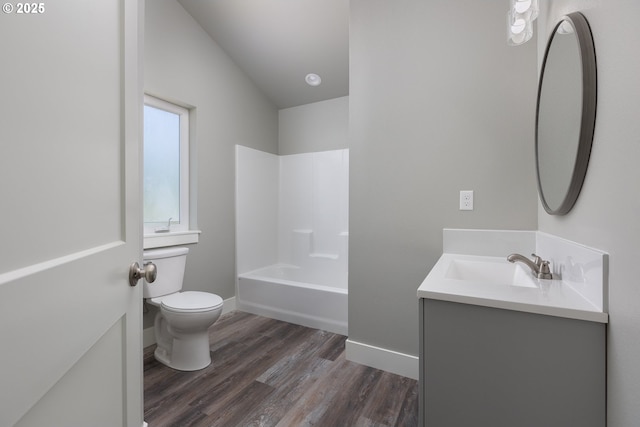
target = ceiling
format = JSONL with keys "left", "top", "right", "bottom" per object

{"left": 178, "top": 0, "right": 349, "bottom": 109}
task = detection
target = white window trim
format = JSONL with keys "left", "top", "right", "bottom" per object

{"left": 143, "top": 94, "right": 199, "bottom": 249}
{"left": 144, "top": 229, "right": 201, "bottom": 249}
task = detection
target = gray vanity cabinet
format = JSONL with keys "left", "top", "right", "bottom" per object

{"left": 419, "top": 298, "right": 606, "bottom": 427}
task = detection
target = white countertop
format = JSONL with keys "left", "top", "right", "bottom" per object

{"left": 418, "top": 253, "right": 608, "bottom": 323}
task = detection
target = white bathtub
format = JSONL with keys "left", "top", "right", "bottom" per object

{"left": 237, "top": 264, "right": 348, "bottom": 335}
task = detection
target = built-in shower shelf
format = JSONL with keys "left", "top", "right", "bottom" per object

{"left": 309, "top": 253, "right": 339, "bottom": 260}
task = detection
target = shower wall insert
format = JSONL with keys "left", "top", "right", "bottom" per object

{"left": 235, "top": 145, "right": 349, "bottom": 335}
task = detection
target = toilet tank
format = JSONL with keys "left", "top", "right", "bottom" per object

{"left": 142, "top": 247, "right": 189, "bottom": 299}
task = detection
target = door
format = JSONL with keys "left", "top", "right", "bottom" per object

{"left": 0, "top": 1, "right": 144, "bottom": 426}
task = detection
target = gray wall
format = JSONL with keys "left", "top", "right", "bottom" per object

{"left": 278, "top": 96, "right": 349, "bottom": 155}
{"left": 348, "top": 0, "right": 538, "bottom": 356}
{"left": 537, "top": 1, "right": 640, "bottom": 425}
{"left": 144, "top": 0, "right": 278, "bottom": 327}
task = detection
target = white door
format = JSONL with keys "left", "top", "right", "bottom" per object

{"left": 0, "top": 1, "right": 144, "bottom": 426}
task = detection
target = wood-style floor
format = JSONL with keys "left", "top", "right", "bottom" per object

{"left": 144, "top": 311, "right": 419, "bottom": 427}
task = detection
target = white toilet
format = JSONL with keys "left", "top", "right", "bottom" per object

{"left": 143, "top": 247, "right": 223, "bottom": 371}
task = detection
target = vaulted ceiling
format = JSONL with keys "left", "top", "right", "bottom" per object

{"left": 178, "top": 0, "right": 349, "bottom": 109}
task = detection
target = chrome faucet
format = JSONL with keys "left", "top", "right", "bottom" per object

{"left": 507, "top": 253, "right": 553, "bottom": 280}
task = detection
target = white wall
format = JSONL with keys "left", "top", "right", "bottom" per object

{"left": 235, "top": 146, "right": 279, "bottom": 274}
{"left": 537, "top": 1, "right": 640, "bottom": 425}
{"left": 236, "top": 147, "right": 349, "bottom": 287}
{"left": 279, "top": 150, "right": 349, "bottom": 286}
{"left": 348, "top": 0, "right": 538, "bottom": 357}
{"left": 279, "top": 96, "right": 349, "bottom": 155}
{"left": 144, "top": 0, "right": 278, "bottom": 327}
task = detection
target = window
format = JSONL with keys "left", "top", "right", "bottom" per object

{"left": 143, "top": 94, "right": 198, "bottom": 248}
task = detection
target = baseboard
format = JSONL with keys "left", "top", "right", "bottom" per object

{"left": 143, "top": 326, "right": 157, "bottom": 348}
{"left": 222, "top": 296, "right": 237, "bottom": 314}
{"left": 345, "top": 338, "right": 419, "bottom": 380}
{"left": 143, "top": 296, "right": 237, "bottom": 348}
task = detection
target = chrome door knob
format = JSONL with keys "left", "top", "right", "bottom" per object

{"left": 128, "top": 262, "right": 157, "bottom": 287}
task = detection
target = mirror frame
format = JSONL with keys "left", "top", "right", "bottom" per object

{"left": 535, "top": 12, "right": 597, "bottom": 215}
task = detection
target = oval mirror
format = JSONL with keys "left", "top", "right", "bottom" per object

{"left": 536, "top": 12, "right": 597, "bottom": 215}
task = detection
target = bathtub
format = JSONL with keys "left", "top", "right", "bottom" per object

{"left": 237, "top": 264, "right": 348, "bottom": 335}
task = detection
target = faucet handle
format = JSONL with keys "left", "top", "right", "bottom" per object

{"left": 537, "top": 260, "right": 553, "bottom": 280}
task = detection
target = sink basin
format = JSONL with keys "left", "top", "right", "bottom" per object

{"left": 418, "top": 243, "right": 608, "bottom": 323}
{"left": 445, "top": 259, "right": 537, "bottom": 288}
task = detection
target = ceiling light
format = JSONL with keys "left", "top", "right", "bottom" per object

{"left": 305, "top": 73, "right": 322, "bottom": 87}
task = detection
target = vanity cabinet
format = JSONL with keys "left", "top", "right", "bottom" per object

{"left": 419, "top": 298, "right": 606, "bottom": 427}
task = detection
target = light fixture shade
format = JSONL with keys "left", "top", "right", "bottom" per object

{"left": 510, "top": 0, "right": 538, "bottom": 21}
{"left": 507, "top": 9, "right": 533, "bottom": 46}
{"left": 557, "top": 19, "right": 575, "bottom": 35}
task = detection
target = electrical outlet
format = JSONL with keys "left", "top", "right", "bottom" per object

{"left": 459, "top": 190, "right": 474, "bottom": 210}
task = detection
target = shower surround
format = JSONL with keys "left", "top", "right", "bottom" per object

{"left": 235, "top": 145, "right": 349, "bottom": 334}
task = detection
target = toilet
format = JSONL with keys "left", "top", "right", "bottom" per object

{"left": 143, "top": 247, "right": 223, "bottom": 371}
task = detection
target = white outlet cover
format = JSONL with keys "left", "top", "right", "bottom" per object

{"left": 460, "top": 190, "right": 473, "bottom": 210}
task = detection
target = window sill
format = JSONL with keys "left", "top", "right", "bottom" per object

{"left": 144, "top": 230, "right": 201, "bottom": 249}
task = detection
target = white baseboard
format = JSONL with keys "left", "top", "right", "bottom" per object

{"left": 143, "top": 326, "right": 156, "bottom": 348}
{"left": 143, "top": 296, "right": 237, "bottom": 348}
{"left": 222, "top": 296, "right": 237, "bottom": 314}
{"left": 345, "top": 338, "right": 419, "bottom": 380}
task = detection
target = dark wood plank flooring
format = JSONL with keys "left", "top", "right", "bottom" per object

{"left": 144, "top": 311, "right": 418, "bottom": 427}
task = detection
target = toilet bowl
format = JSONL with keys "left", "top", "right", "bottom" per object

{"left": 143, "top": 247, "right": 223, "bottom": 371}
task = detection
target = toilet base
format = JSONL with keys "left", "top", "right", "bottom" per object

{"left": 154, "top": 329, "right": 213, "bottom": 371}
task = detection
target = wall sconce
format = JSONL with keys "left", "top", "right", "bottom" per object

{"left": 507, "top": 0, "right": 539, "bottom": 46}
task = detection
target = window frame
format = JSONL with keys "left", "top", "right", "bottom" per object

{"left": 143, "top": 94, "right": 199, "bottom": 248}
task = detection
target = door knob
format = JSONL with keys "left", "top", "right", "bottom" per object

{"left": 129, "top": 261, "right": 157, "bottom": 287}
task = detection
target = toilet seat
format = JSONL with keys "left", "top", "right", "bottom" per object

{"left": 156, "top": 291, "right": 223, "bottom": 313}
